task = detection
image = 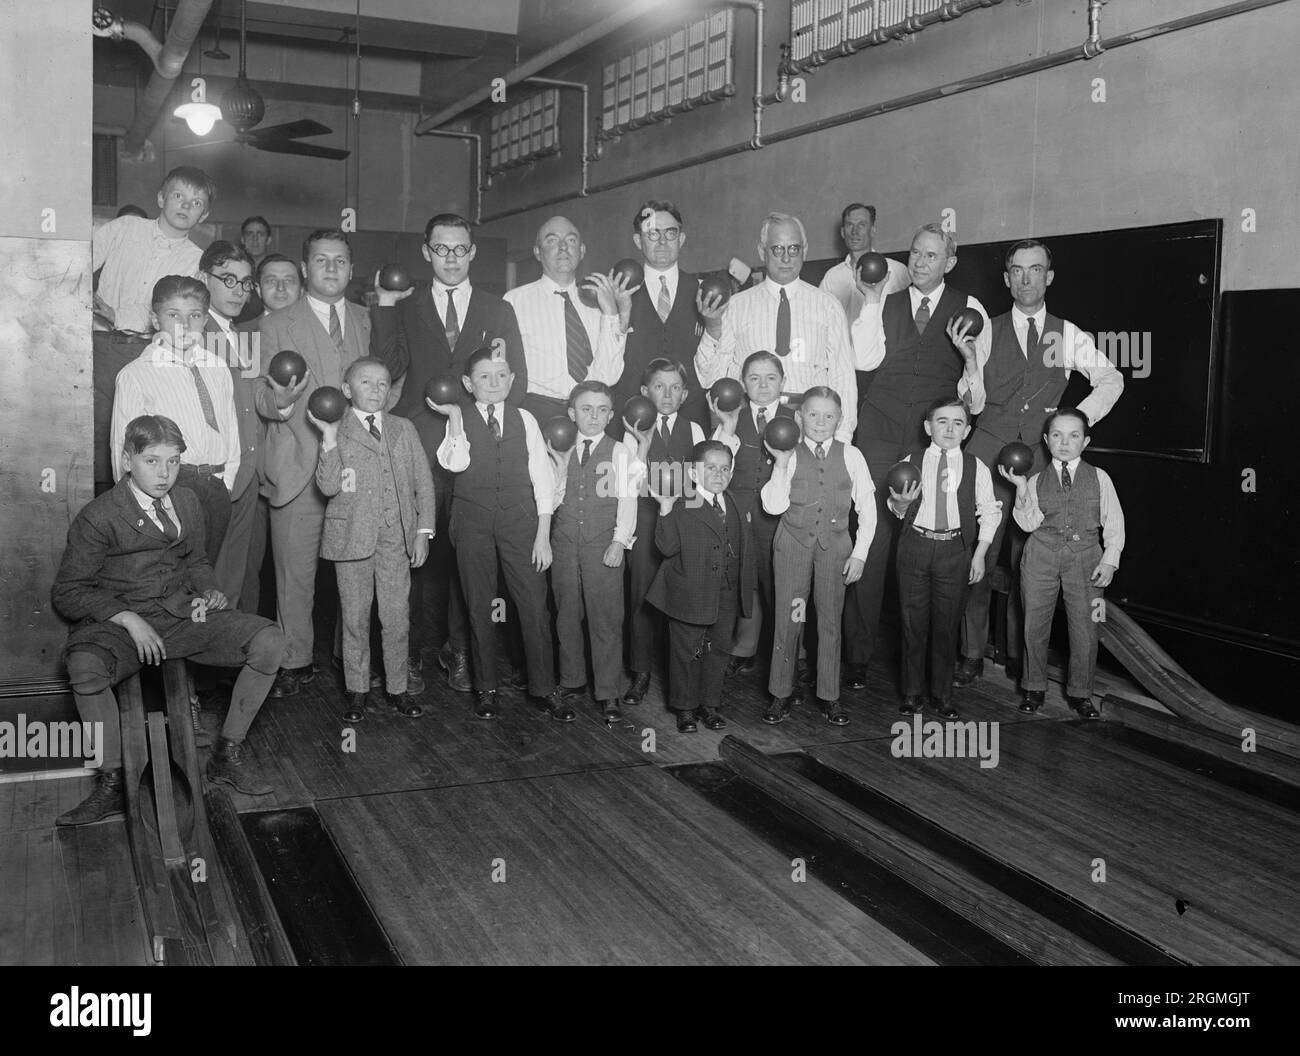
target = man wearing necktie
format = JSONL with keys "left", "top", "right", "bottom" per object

{"left": 844, "top": 222, "right": 992, "bottom": 687}
{"left": 612, "top": 200, "right": 709, "bottom": 433}
{"left": 256, "top": 230, "right": 373, "bottom": 699}
{"left": 955, "top": 240, "right": 1124, "bottom": 689}
{"left": 370, "top": 213, "right": 529, "bottom": 694}
{"left": 504, "top": 216, "right": 637, "bottom": 426}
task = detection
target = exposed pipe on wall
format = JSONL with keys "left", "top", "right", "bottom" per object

{"left": 477, "top": 0, "right": 1289, "bottom": 225}
{"left": 103, "top": 0, "right": 217, "bottom": 155}
{"left": 414, "top": 127, "right": 484, "bottom": 224}
{"left": 413, "top": 0, "right": 666, "bottom": 135}
{"left": 727, "top": 1, "right": 765, "bottom": 149}
{"left": 523, "top": 77, "right": 590, "bottom": 198}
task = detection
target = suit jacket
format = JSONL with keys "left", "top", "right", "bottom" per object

{"left": 646, "top": 495, "right": 756, "bottom": 625}
{"left": 316, "top": 411, "right": 436, "bottom": 561}
{"left": 255, "top": 297, "right": 371, "bottom": 506}
{"left": 205, "top": 314, "right": 265, "bottom": 502}
{"left": 616, "top": 270, "right": 707, "bottom": 426}
{"left": 52, "top": 479, "right": 217, "bottom": 626}
{"left": 370, "top": 285, "right": 527, "bottom": 465}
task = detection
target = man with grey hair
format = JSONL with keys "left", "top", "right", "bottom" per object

{"left": 695, "top": 212, "right": 857, "bottom": 442}
{"left": 843, "top": 221, "right": 992, "bottom": 690}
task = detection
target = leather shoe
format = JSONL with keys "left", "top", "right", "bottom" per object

{"left": 953, "top": 657, "right": 983, "bottom": 687}
{"left": 675, "top": 710, "right": 699, "bottom": 733}
{"left": 405, "top": 657, "right": 425, "bottom": 695}
{"left": 725, "top": 655, "right": 755, "bottom": 677}
{"left": 699, "top": 707, "right": 727, "bottom": 731}
{"left": 934, "top": 698, "right": 960, "bottom": 720}
{"left": 387, "top": 691, "right": 424, "bottom": 718}
{"left": 270, "top": 667, "right": 300, "bottom": 699}
{"left": 820, "top": 698, "right": 850, "bottom": 726}
{"left": 535, "top": 688, "right": 576, "bottom": 723}
{"left": 762, "top": 696, "right": 793, "bottom": 725}
{"left": 437, "top": 643, "right": 472, "bottom": 694}
{"left": 844, "top": 663, "right": 867, "bottom": 691}
{"left": 1067, "top": 695, "right": 1100, "bottom": 719}
{"left": 341, "top": 691, "right": 367, "bottom": 724}
{"left": 899, "top": 695, "right": 924, "bottom": 715}
{"left": 1019, "top": 689, "right": 1045, "bottom": 713}
{"left": 55, "top": 769, "right": 125, "bottom": 826}
{"left": 473, "top": 689, "right": 498, "bottom": 720}
{"left": 599, "top": 699, "right": 623, "bottom": 724}
{"left": 293, "top": 663, "right": 317, "bottom": 688}
{"left": 206, "top": 737, "right": 272, "bottom": 797}
{"left": 623, "top": 671, "right": 650, "bottom": 706}
{"left": 1005, "top": 657, "right": 1023, "bottom": 682}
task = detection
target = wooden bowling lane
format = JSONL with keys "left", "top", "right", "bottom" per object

{"left": 810, "top": 721, "right": 1300, "bottom": 965}
{"left": 315, "top": 765, "right": 935, "bottom": 965}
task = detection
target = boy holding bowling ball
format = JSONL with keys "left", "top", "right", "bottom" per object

{"left": 761, "top": 387, "right": 876, "bottom": 726}
{"left": 1005, "top": 408, "right": 1126, "bottom": 718}
{"left": 887, "top": 397, "right": 1001, "bottom": 720}
{"left": 311, "top": 358, "right": 436, "bottom": 725}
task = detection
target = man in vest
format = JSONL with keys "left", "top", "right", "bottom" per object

{"left": 845, "top": 222, "right": 991, "bottom": 685}
{"left": 955, "top": 239, "right": 1123, "bottom": 687}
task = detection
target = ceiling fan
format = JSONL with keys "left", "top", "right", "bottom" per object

{"left": 177, "top": 0, "right": 350, "bottom": 160}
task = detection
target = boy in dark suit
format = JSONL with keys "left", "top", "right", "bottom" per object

{"left": 429, "top": 346, "right": 570, "bottom": 722}
{"left": 51, "top": 415, "right": 284, "bottom": 826}
{"left": 646, "top": 440, "right": 756, "bottom": 733}
{"left": 371, "top": 213, "right": 528, "bottom": 694}
{"left": 312, "top": 358, "right": 437, "bottom": 725}
{"left": 887, "top": 396, "right": 1001, "bottom": 720}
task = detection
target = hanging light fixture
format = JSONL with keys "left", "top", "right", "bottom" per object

{"left": 174, "top": 98, "right": 222, "bottom": 135}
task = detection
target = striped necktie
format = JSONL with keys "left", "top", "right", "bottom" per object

{"left": 189, "top": 363, "right": 220, "bottom": 432}
{"left": 487, "top": 403, "right": 501, "bottom": 440}
{"left": 1061, "top": 460, "right": 1072, "bottom": 491}
{"left": 366, "top": 414, "right": 381, "bottom": 441}
{"left": 329, "top": 303, "right": 344, "bottom": 351}
{"left": 559, "top": 290, "right": 593, "bottom": 382}
{"left": 656, "top": 276, "right": 671, "bottom": 322}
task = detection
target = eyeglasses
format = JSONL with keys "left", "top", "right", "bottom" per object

{"left": 767, "top": 244, "right": 804, "bottom": 260}
{"left": 207, "top": 271, "right": 256, "bottom": 293}
{"left": 429, "top": 243, "right": 472, "bottom": 258}
{"left": 643, "top": 228, "right": 681, "bottom": 243}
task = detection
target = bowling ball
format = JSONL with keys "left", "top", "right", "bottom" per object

{"left": 763, "top": 416, "right": 800, "bottom": 452}
{"left": 651, "top": 460, "right": 681, "bottom": 499}
{"left": 425, "top": 375, "right": 461, "bottom": 408}
{"left": 623, "top": 395, "right": 657, "bottom": 431}
{"left": 698, "top": 272, "right": 732, "bottom": 309}
{"left": 543, "top": 416, "right": 578, "bottom": 453}
{"left": 307, "top": 386, "right": 347, "bottom": 424}
{"left": 855, "top": 251, "right": 890, "bottom": 285}
{"left": 710, "top": 377, "right": 745, "bottom": 412}
{"left": 577, "top": 282, "right": 600, "bottom": 309}
{"left": 885, "top": 460, "right": 922, "bottom": 494}
{"left": 613, "top": 257, "right": 644, "bottom": 289}
{"left": 953, "top": 306, "right": 984, "bottom": 338}
{"left": 268, "top": 349, "right": 308, "bottom": 387}
{"left": 998, "top": 441, "right": 1035, "bottom": 476}
{"left": 378, "top": 264, "right": 413, "bottom": 292}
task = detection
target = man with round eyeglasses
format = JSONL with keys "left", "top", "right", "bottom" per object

{"left": 370, "top": 212, "right": 528, "bottom": 694}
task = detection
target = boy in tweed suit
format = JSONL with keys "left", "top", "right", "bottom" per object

{"left": 312, "top": 358, "right": 436, "bottom": 724}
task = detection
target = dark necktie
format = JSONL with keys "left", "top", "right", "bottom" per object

{"left": 189, "top": 363, "right": 220, "bottom": 432}
{"left": 1026, "top": 316, "right": 1040, "bottom": 357}
{"left": 559, "top": 290, "right": 593, "bottom": 382}
{"left": 329, "top": 303, "right": 344, "bottom": 350}
{"left": 487, "top": 403, "right": 501, "bottom": 440}
{"left": 580, "top": 438, "right": 592, "bottom": 466}
{"left": 756, "top": 406, "right": 768, "bottom": 434}
{"left": 711, "top": 494, "right": 726, "bottom": 524}
{"left": 153, "top": 498, "right": 178, "bottom": 542}
{"left": 915, "top": 295, "right": 931, "bottom": 336}
{"left": 656, "top": 276, "right": 671, "bottom": 323}
{"left": 366, "top": 413, "right": 381, "bottom": 441}
{"left": 659, "top": 414, "right": 671, "bottom": 447}
{"left": 775, "top": 287, "right": 791, "bottom": 357}
{"left": 935, "top": 453, "right": 950, "bottom": 531}
{"left": 444, "top": 287, "right": 461, "bottom": 349}
{"left": 1061, "top": 460, "right": 1072, "bottom": 491}
{"left": 815, "top": 442, "right": 825, "bottom": 461}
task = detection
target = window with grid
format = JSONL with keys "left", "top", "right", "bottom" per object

{"left": 791, "top": 0, "right": 948, "bottom": 61}
{"left": 487, "top": 89, "right": 561, "bottom": 173}
{"left": 599, "top": 8, "right": 733, "bottom": 138}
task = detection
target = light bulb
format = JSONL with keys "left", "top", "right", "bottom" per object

{"left": 174, "top": 102, "right": 222, "bottom": 136}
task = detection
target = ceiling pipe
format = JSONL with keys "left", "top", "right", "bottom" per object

{"left": 413, "top": 0, "right": 666, "bottom": 134}
{"left": 108, "top": 0, "right": 217, "bottom": 155}
{"left": 523, "top": 77, "right": 590, "bottom": 197}
{"left": 415, "top": 128, "right": 484, "bottom": 224}
{"left": 727, "top": 1, "right": 765, "bottom": 149}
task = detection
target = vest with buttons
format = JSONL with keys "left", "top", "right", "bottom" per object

{"left": 453, "top": 402, "right": 535, "bottom": 513}
{"left": 900, "top": 450, "right": 979, "bottom": 552}
{"left": 643, "top": 412, "right": 696, "bottom": 508}
{"left": 862, "top": 285, "right": 968, "bottom": 438}
{"left": 554, "top": 434, "right": 619, "bottom": 545}
{"left": 727, "top": 401, "right": 795, "bottom": 514}
{"left": 978, "top": 311, "right": 1068, "bottom": 445}
{"left": 1033, "top": 460, "right": 1102, "bottom": 553}
{"left": 781, "top": 440, "right": 852, "bottom": 550}
{"left": 377, "top": 431, "right": 400, "bottom": 529}
{"left": 618, "top": 275, "right": 704, "bottom": 401}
